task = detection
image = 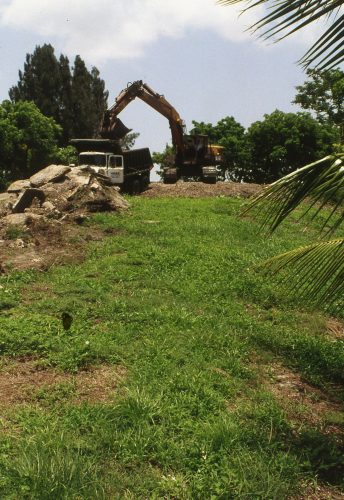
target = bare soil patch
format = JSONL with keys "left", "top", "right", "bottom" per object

{"left": 263, "top": 362, "right": 343, "bottom": 438}
{"left": 258, "top": 360, "right": 344, "bottom": 498}
{"left": 326, "top": 318, "right": 344, "bottom": 340}
{"left": 291, "top": 483, "right": 344, "bottom": 499}
{"left": 141, "top": 181, "right": 262, "bottom": 198}
{"left": 0, "top": 218, "right": 111, "bottom": 273}
{"left": 0, "top": 358, "right": 127, "bottom": 406}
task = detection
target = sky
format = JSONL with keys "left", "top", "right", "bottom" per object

{"left": 0, "top": 0, "right": 331, "bottom": 163}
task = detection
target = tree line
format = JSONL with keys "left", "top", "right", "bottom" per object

{"left": 0, "top": 43, "right": 343, "bottom": 188}
{"left": 155, "top": 68, "right": 343, "bottom": 183}
{"left": 0, "top": 44, "right": 108, "bottom": 188}
{"left": 9, "top": 44, "right": 108, "bottom": 144}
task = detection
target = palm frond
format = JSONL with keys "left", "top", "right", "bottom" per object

{"left": 260, "top": 238, "right": 344, "bottom": 310}
{"left": 245, "top": 153, "right": 344, "bottom": 233}
{"left": 218, "top": 0, "right": 344, "bottom": 68}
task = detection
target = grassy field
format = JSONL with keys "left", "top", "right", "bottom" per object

{"left": 0, "top": 196, "right": 343, "bottom": 499}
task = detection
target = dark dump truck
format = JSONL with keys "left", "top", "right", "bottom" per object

{"left": 70, "top": 139, "right": 153, "bottom": 194}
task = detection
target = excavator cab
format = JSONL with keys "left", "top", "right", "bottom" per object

{"left": 209, "top": 145, "right": 224, "bottom": 163}
{"left": 182, "top": 135, "right": 209, "bottom": 166}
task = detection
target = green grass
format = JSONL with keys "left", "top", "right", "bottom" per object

{"left": 0, "top": 196, "right": 343, "bottom": 498}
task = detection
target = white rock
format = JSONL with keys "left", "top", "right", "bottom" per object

{"left": 15, "top": 238, "right": 25, "bottom": 248}
{"left": 42, "top": 201, "right": 56, "bottom": 211}
{"left": 66, "top": 168, "right": 91, "bottom": 186}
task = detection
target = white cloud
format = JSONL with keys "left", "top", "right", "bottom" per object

{"left": 0, "top": 0, "right": 263, "bottom": 63}
{"left": 0, "top": 0, "right": 322, "bottom": 64}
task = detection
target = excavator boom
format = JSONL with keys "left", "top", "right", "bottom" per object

{"left": 101, "top": 80, "right": 223, "bottom": 184}
{"left": 101, "top": 80, "right": 185, "bottom": 151}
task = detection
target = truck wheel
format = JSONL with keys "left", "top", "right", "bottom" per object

{"left": 131, "top": 179, "right": 141, "bottom": 195}
{"left": 163, "top": 168, "right": 177, "bottom": 184}
{"left": 141, "top": 175, "right": 150, "bottom": 191}
{"left": 202, "top": 176, "right": 217, "bottom": 184}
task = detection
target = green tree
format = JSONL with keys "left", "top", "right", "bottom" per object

{"left": 190, "top": 116, "right": 249, "bottom": 181}
{"left": 0, "top": 100, "right": 61, "bottom": 186}
{"left": 9, "top": 44, "right": 61, "bottom": 119}
{"left": 293, "top": 68, "right": 344, "bottom": 141}
{"left": 9, "top": 45, "right": 108, "bottom": 144}
{"left": 70, "top": 55, "right": 94, "bottom": 139}
{"left": 70, "top": 56, "right": 108, "bottom": 139}
{"left": 246, "top": 110, "right": 339, "bottom": 183}
{"left": 52, "top": 145, "right": 78, "bottom": 166}
{"left": 58, "top": 54, "right": 74, "bottom": 145}
{"left": 89, "top": 66, "right": 109, "bottom": 136}
{"left": 220, "top": 0, "right": 344, "bottom": 69}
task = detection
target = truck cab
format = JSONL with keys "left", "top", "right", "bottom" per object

{"left": 78, "top": 151, "right": 124, "bottom": 185}
{"left": 70, "top": 139, "right": 152, "bottom": 194}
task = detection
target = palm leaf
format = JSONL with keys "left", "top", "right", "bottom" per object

{"left": 245, "top": 153, "right": 344, "bottom": 233}
{"left": 260, "top": 239, "right": 344, "bottom": 310}
{"left": 218, "top": 0, "right": 344, "bottom": 68}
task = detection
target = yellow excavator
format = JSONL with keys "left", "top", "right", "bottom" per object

{"left": 101, "top": 80, "right": 224, "bottom": 184}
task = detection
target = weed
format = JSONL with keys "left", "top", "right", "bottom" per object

{"left": 4, "top": 225, "right": 27, "bottom": 240}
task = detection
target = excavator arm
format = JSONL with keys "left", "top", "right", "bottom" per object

{"left": 101, "top": 80, "right": 223, "bottom": 184}
{"left": 101, "top": 80, "right": 185, "bottom": 152}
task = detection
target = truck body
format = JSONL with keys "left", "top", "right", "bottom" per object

{"left": 70, "top": 139, "right": 152, "bottom": 194}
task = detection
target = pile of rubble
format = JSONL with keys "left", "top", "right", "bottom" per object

{"left": 0, "top": 164, "right": 129, "bottom": 227}
{"left": 0, "top": 165, "right": 129, "bottom": 272}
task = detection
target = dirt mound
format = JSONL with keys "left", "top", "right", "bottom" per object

{"left": 0, "top": 165, "right": 129, "bottom": 272}
{"left": 0, "top": 217, "right": 116, "bottom": 273}
{"left": 142, "top": 181, "right": 263, "bottom": 198}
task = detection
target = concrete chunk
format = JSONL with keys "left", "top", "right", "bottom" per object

{"left": 7, "top": 179, "right": 31, "bottom": 193}
{"left": 12, "top": 188, "right": 45, "bottom": 213}
{"left": 30, "top": 165, "right": 71, "bottom": 187}
{"left": 65, "top": 168, "right": 91, "bottom": 187}
{"left": 2, "top": 213, "right": 42, "bottom": 226}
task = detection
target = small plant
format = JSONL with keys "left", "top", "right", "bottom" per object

{"left": 5, "top": 225, "right": 27, "bottom": 240}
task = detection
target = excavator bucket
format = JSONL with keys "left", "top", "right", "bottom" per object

{"left": 101, "top": 116, "right": 132, "bottom": 140}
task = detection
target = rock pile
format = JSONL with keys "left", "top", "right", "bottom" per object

{"left": 0, "top": 164, "right": 129, "bottom": 226}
